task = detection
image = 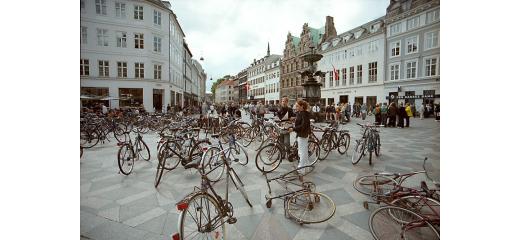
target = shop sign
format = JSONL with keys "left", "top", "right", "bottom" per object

{"left": 386, "top": 94, "right": 440, "bottom": 100}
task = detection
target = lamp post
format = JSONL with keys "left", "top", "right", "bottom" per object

{"left": 300, "top": 46, "right": 324, "bottom": 107}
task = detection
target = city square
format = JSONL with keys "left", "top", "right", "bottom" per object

{"left": 80, "top": 0, "right": 440, "bottom": 239}
{"left": 81, "top": 112, "right": 439, "bottom": 240}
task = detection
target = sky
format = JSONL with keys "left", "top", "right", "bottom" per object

{"left": 171, "top": 0, "right": 389, "bottom": 93}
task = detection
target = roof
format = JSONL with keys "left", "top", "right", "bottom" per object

{"left": 291, "top": 36, "right": 301, "bottom": 49}
{"left": 309, "top": 26, "right": 325, "bottom": 45}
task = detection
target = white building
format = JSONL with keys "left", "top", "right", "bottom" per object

{"left": 384, "top": 0, "right": 440, "bottom": 107}
{"left": 318, "top": 17, "right": 386, "bottom": 108}
{"left": 215, "top": 79, "right": 236, "bottom": 104}
{"left": 247, "top": 45, "right": 281, "bottom": 104}
{"left": 264, "top": 58, "right": 281, "bottom": 105}
{"left": 80, "top": 0, "right": 201, "bottom": 112}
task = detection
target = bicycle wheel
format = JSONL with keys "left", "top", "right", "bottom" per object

{"left": 154, "top": 156, "right": 165, "bottom": 188}
{"left": 337, "top": 133, "right": 350, "bottom": 154}
{"left": 230, "top": 168, "right": 253, "bottom": 207}
{"left": 161, "top": 141, "right": 182, "bottom": 170}
{"left": 230, "top": 143, "right": 249, "bottom": 166}
{"left": 351, "top": 139, "right": 366, "bottom": 165}
{"left": 318, "top": 132, "right": 331, "bottom": 161}
{"left": 80, "top": 129, "right": 99, "bottom": 149}
{"left": 374, "top": 132, "right": 381, "bottom": 156}
{"left": 391, "top": 195, "right": 440, "bottom": 219}
{"left": 137, "top": 138, "right": 150, "bottom": 161}
{"left": 179, "top": 192, "right": 226, "bottom": 240}
{"left": 307, "top": 140, "right": 320, "bottom": 166}
{"left": 188, "top": 139, "right": 211, "bottom": 166}
{"left": 201, "top": 147, "right": 225, "bottom": 182}
{"left": 240, "top": 127, "right": 254, "bottom": 147}
{"left": 353, "top": 175, "right": 398, "bottom": 197}
{"left": 286, "top": 192, "right": 336, "bottom": 224}
{"left": 117, "top": 144, "right": 134, "bottom": 175}
{"left": 369, "top": 206, "right": 439, "bottom": 240}
{"left": 255, "top": 143, "right": 282, "bottom": 173}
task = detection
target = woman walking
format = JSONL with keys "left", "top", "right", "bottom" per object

{"left": 374, "top": 104, "right": 382, "bottom": 125}
{"left": 397, "top": 103, "right": 406, "bottom": 128}
{"left": 388, "top": 102, "right": 397, "bottom": 127}
{"left": 288, "top": 100, "right": 312, "bottom": 171}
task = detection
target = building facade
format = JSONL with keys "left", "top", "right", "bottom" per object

{"left": 280, "top": 23, "right": 325, "bottom": 104}
{"left": 215, "top": 79, "right": 236, "bottom": 104}
{"left": 318, "top": 16, "right": 386, "bottom": 108}
{"left": 384, "top": 0, "right": 440, "bottom": 107}
{"left": 264, "top": 58, "right": 281, "bottom": 105}
{"left": 80, "top": 0, "right": 204, "bottom": 112}
{"left": 235, "top": 69, "right": 248, "bottom": 104}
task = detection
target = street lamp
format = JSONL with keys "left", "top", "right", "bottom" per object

{"left": 300, "top": 46, "right": 323, "bottom": 106}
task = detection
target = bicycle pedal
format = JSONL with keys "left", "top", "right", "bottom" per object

{"left": 227, "top": 217, "right": 237, "bottom": 224}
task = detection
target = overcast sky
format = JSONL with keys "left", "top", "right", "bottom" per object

{"left": 171, "top": 0, "right": 388, "bottom": 93}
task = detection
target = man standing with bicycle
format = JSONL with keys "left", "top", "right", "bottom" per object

{"left": 277, "top": 97, "right": 295, "bottom": 150}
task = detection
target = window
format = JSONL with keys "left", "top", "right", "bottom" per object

{"left": 406, "top": 36, "right": 418, "bottom": 54}
{"left": 329, "top": 71, "right": 333, "bottom": 88}
{"left": 154, "top": 64, "right": 162, "bottom": 79}
{"left": 134, "top": 33, "right": 144, "bottom": 49}
{"left": 80, "top": 59, "right": 89, "bottom": 76}
{"left": 406, "top": 61, "right": 417, "bottom": 79}
{"left": 81, "top": 27, "right": 87, "bottom": 44}
{"left": 96, "top": 28, "right": 108, "bottom": 46}
{"left": 134, "top": 5, "right": 143, "bottom": 20}
{"left": 357, "top": 65, "right": 362, "bottom": 84}
{"left": 115, "top": 2, "right": 126, "bottom": 18}
{"left": 425, "top": 57, "right": 438, "bottom": 77}
{"left": 154, "top": 10, "right": 162, "bottom": 25}
{"left": 407, "top": 16, "right": 420, "bottom": 30}
{"left": 390, "top": 63, "right": 400, "bottom": 81}
{"left": 390, "top": 41, "right": 400, "bottom": 57}
{"left": 349, "top": 67, "right": 354, "bottom": 85}
{"left": 425, "top": 31, "right": 439, "bottom": 50}
{"left": 368, "top": 41, "right": 378, "bottom": 53}
{"left": 135, "top": 62, "right": 144, "bottom": 78}
{"left": 335, "top": 70, "right": 339, "bottom": 86}
{"left": 153, "top": 36, "right": 161, "bottom": 52}
{"left": 342, "top": 68, "right": 347, "bottom": 86}
{"left": 117, "top": 62, "right": 127, "bottom": 78}
{"left": 95, "top": 0, "right": 107, "bottom": 15}
{"left": 426, "top": 9, "right": 440, "bottom": 24}
{"left": 98, "top": 60, "right": 109, "bottom": 77}
{"left": 368, "top": 62, "right": 377, "bottom": 82}
{"left": 116, "top": 32, "right": 127, "bottom": 48}
{"left": 389, "top": 23, "right": 401, "bottom": 36}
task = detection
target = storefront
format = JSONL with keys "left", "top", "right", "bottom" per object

{"left": 119, "top": 88, "right": 143, "bottom": 108}
{"left": 80, "top": 87, "right": 109, "bottom": 109}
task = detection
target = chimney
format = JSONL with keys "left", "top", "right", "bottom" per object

{"left": 321, "top": 16, "right": 338, "bottom": 44}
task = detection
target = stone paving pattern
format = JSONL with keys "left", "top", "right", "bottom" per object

{"left": 81, "top": 111, "right": 440, "bottom": 240}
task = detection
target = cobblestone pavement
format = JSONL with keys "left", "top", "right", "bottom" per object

{"left": 81, "top": 111, "right": 440, "bottom": 240}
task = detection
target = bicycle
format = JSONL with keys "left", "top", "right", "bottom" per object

{"left": 172, "top": 142, "right": 253, "bottom": 240}
{"left": 351, "top": 123, "right": 382, "bottom": 165}
{"left": 369, "top": 205, "right": 439, "bottom": 240}
{"left": 263, "top": 165, "right": 336, "bottom": 225}
{"left": 199, "top": 132, "right": 249, "bottom": 183}
{"left": 154, "top": 128, "right": 211, "bottom": 188}
{"left": 316, "top": 121, "right": 350, "bottom": 160}
{"left": 255, "top": 123, "right": 320, "bottom": 174}
{"left": 117, "top": 130, "right": 151, "bottom": 175}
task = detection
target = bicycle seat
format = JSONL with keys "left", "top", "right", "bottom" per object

{"left": 211, "top": 134, "right": 220, "bottom": 138}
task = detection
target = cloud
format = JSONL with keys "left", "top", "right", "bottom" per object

{"left": 171, "top": 0, "right": 388, "bottom": 92}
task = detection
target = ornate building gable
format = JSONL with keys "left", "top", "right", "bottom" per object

{"left": 386, "top": 0, "right": 439, "bottom": 23}
{"left": 283, "top": 32, "right": 299, "bottom": 59}
{"left": 299, "top": 23, "right": 325, "bottom": 54}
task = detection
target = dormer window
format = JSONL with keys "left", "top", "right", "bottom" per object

{"left": 354, "top": 29, "right": 365, "bottom": 39}
{"left": 332, "top": 38, "right": 341, "bottom": 47}
{"left": 321, "top": 42, "right": 330, "bottom": 51}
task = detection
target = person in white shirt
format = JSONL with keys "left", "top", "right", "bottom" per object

{"left": 102, "top": 104, "right": 108, "bottom": 115}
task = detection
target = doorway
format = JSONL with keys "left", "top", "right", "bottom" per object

{"left": 388, "top": 92, "right": 398, "bottom": 105}
{"left": 153, "top": 89, "right": 164, "bottom": 112}
{"left": 354, "top": 97, "right": 363, "bottom": 105}
{"left": 340, "top": 95, "right": 349, "bottom": 104}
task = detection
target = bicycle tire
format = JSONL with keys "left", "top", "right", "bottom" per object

{"left": 201, "top": 147, "right": 225, "bottom": 182}
{"left": 369, "top": 205, "right": 439, "bottom": 240}
{"left": 286, "top": 192, "right": 336, "bottom": 224}
{"left": 353, "top": 175, "right": 398, "bottom": 196}
{"left": 307, "top": 140, "right": 320, "bottom": 167}
{"left": 351, "top": 139, "right": 365, "bottom": 165}
{"left": 117, "top": 144, "right": 134, "bottom": 175}
{"left": 230, "top": 168, "right": 253, "bottom": 207}
{"left": 113, "top": 124, "right": 127, "bottom": 143}
{"left": 179, "top": 192, "right": 226, "bottom": 240}
{"left": 337, "top": 133, "right": 350, "bottom": 154}
{"left": 374, "top": 132, "right": 381, "bottom": 156}
{"left": 137, "top": 138, "right": 151, "bottom": 161}
{"left": 230, "top": 143, "right": 249, "bottom": 166}
{"left": 255, "top": 143, "right": 282, "bottom": 173}
{"left": 80, "top": 129, "right": 99, "bottom": 149}
{"left": 318, "top": 133, "right": 331, "bottom": 161}
{"left": 390, "top": 195, "right": 440, "bottom": 220}
{"left": 161, "top": 141, "right": 182, "bottom": 170}
{"left": 154, "top": 156, "right": 165, "bottom": 188}
{"left": 188, "top": 139, "right": 211, "bottom": 165}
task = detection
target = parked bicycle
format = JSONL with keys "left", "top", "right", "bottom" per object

{"left": 316, "top": 121, "right": 350, "bottom": 160}
{"left": 351, "top": 123, "right": 382, "bottom": 165}
{"left": 117, "top": 130, "right": 151, "bottom": 175}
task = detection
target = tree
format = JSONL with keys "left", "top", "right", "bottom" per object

{"left": 210, "top": 75, "right": 231, "bottom": 100}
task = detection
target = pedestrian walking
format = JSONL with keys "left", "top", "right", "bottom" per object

{"left": 374, "top": 104, "right": 382, "bottom": 125}
{"left": 345, "top": 102, "right": 351, "bottom": 122}
{"left": 257, "top": 102, "right": 266, "bottom": 119}
{"left": 434, "top": 103, "right": 440, "bottom": 121}
{"left": 288, "top": 100, "right": 311, "bottom": 170}
{"left": 361, "top": 103, "right": 367, "bottom": 120}
{"left": 419, "top": 103, "right": 425, "bottom": 120}
{"left": 405, "top": 103, "right": 413, "bottom": 127}
{"left": 388, "top": 102, "right": 397, "bottom": 127}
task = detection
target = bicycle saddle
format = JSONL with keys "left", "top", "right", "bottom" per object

{"left": 211, "top": 134, "right": 220, "bottom": 138}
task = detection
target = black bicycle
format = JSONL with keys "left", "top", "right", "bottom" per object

{"left": 117, "top": 130, "right": 151, "bottom": 175}
{"left": 352, "top": 123, "right": 382, "bottom": 165}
